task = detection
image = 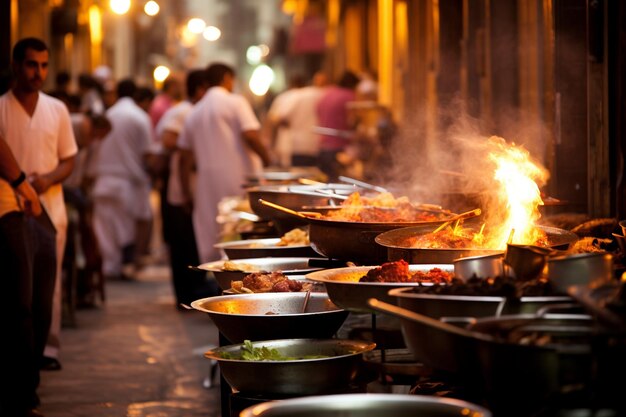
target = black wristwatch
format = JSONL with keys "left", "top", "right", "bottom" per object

{"left": 9, "top": 171, "right": 26, "bottom": 188}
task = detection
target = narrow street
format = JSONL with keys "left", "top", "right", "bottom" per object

{"left": 38, "top": 266, "right": 222, "bottom": 417}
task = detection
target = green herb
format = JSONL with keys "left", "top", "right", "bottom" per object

{"left": 219, "top": 340, "right": 328, "bottom": 361}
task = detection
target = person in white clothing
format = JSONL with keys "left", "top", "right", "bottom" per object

{"left": 278, "top": 71, "right": 328, "bottom": 166}
{"left": 265, "top": 74, "right": 305, "bottom": 167}
{"left": 92, "top": 79, "right": 153, "bottom": 280}
{"left": 178, "top": 63, "right": 271, "bottom": 263}
{"left": 0, "top": 37, "right": 78, "bottom": 381}
{"left": 154, "top": 69, "right": 218, "bottom": 306}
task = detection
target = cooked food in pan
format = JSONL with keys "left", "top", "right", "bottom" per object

{"left": 359, "top": 260, "right": 453, "bottom": 284}
{"left": 217, "top": 340, "right": 329, "bottom": 361}
{"left": 322, "top": 192, "right": 452, "bottom": 223}
{"left": 276, "top": 228, "right": 310, "bottom": 246}
{"left": 408, "top": 275, "right": 556, "bottom": 297}
{"left": 222, "top": 260, "right": 262, "bottom": 272}
{"left": 231, "top": 271, "right": 312, "bottom": 293}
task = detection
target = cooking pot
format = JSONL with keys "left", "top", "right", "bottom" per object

{"left": 547, "top": 252, "right": 614, "bottom": 294}
{"left": 368, "top": 299, "right": 625, "bottom": 416}
{"left": 240, "top": 393, "right": 492, "bottom": 417}
{"left": 376, "top": 224, "right": 578, "bottom": 264}
{"left": 453, "top": 253, "right": 506, "bottom": 280}
{"left": 191, "top": 292, "right": 348, "bottom": 343}
{"left": 205, "top": 338, "right": 375, "bottom": 396}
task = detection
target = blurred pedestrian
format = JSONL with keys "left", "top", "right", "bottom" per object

{"left": 179, "top": 63, "right": 270, "bottom": 262}
{"left": 92, "top": 79, "right": 153, "bottom": 280}
{"left": 0, "top": 35, "right": 77, "bottom": 395}
{"left": 78, "top": 73, "right": 104, "bottom": 115}
{"left": 277, "top": 71, "right": 327, "bottom": 167}
{"left": 154, "top": 69, "right": 218, "bottom": 306}
{"left": 265, "top": 74, "right": 305, "bottom": 167}
{"left": 316, "top": 71, "right": 359, "bottom": 180}
{"left": 149, "top": 77, "right": 182, "bottom": 127}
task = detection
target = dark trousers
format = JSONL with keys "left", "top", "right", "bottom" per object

{"left": 318, "top": 149, "right": 342, "bottom": 182}
{"left": 167, "top": 205, "right": 218, "bottom": 305}
{"left": 0, "top": 211, "right": 56, "bottom": 415}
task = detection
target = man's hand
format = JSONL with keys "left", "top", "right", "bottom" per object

{"left": 28, "top": 172, "right": 54, "bottom": 194}
{"left": 16, "top": 180, "right": 42, "bottom": 216}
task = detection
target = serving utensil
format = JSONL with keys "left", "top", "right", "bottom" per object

{"left": 338, "top": 176, "right": 388, "bottom": 193}
{"left": 432, "top": 208, "right": 482, "bottom": 233}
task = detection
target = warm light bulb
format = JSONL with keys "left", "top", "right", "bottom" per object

{"left": 110, "top": 0, "right": 131, "bottom": 15}
{"left": 203, "top": 26, "right": 221, "bottom": 41}
{"left": 187, "top": 18, "right": 206, "bottom": 34}
{"left": 246, "top": 46, "right": 262, "bottom": 65}
{"left": 144, "top": 1, "right": 159, "bottom": 16}
{"left": 249, "top": 65, "right": 275, "bottom": 96}
{"left": 153, "top": 65, "right": 170, "bottom": 82}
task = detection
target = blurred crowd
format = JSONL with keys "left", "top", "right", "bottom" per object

{"left": 0, "top": 36, "right": 397, "bottom": 416}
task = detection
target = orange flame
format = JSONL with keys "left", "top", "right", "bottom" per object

{"left": 484, "top": 136, "right": 548, "bottom": 248}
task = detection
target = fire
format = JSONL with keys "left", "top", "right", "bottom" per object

{"left": 484, "top": 136, "right": 548, "bottom": 248}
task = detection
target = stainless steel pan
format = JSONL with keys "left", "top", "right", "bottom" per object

{"left": 375, "top": 224, "right": 578, "bottom": 264}
{"left": 204, "top": 338, "right": 375, "bottom": 396}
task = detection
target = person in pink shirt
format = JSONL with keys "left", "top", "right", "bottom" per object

{"left": 316, "top": 71, "right": 359, "bottom": 180}
{"left": 148, "top": 77, "right": 182, "bottom": 127}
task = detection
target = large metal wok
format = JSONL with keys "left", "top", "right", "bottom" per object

{"left": 240, "top": 393, "right": 492, "bottom": 417}
{"left": 247, "top": 183, "right": 358, "bottom": 232}
{"left": 376, "top": 224, "right": 578, "bottom": 264}
{"left": 260, "top": 201, "right": 455, "bottom": 263}
{"left": 369, "top": 299, "right": 625, "bottom": 416}
{"left": 204, "top": 338, "right": 375, "bottom": 396}
{"left": 190, "top": 292, "right": 348, "bottom": 343}
{"left": 305, "top": 264, "right": 455, "bottom": 313}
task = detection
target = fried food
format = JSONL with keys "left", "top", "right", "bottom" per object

{"left": 276, "top": 228, "right": 310, "bottom": 246}
{"left": 359, "top": 260, "right": 453, "bottom": 284}
{"left": 230, "top": 271, "right": 311, "bottom": 293}
{"left": 222, "top": 260, "right": 261, "bottom": 272}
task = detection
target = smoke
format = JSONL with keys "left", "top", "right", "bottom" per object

{"left": 372, "top": 93, "right": 551, "bottom": 234}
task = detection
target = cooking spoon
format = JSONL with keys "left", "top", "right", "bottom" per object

{"left": 301, "top": 290, "right": 312, "bottom": 313}
{"left": 258, "top": 199, "right": 323, "bottom": 219}
{"left": 432, "top": 208, "right": 482, "bottom": 233}
{"left": 338, "top": 176, "right": 389, "bottom": 193}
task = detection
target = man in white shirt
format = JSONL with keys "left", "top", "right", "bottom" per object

{"left": 0, "top": 37, "right": 77, "bottom": 414}
{"left": 154, "top": 69, "right": 217, "bottom": 306}
{"left": 92, "top": 79, "right": 153, "bottom": 280}
{"left": 178, "top": 63, "right": 270, "bottom": 263}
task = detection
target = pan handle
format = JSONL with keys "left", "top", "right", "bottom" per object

{"left": 367, "top": 298, "right": 492, "bottom": 342}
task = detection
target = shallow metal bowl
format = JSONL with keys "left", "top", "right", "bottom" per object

{"left": 190, "top": 292, "right": 348, "bottom": 343}
{"left": 376, "top": 224, "right": 577, "bottom": 264}
{"left": 214, "top": 238, "right": 318, "bottom": 259}
{"left": 240, "top": 393, "right": 492, "bottom": 417}
{"left": 305, "top": 264, "right": 454, "bottom": 313}
{"left": 195, "top": 257, "right": 324, "bottom": 290}
{"left": 205, "top": 339, "right": 375, "bottom": 396}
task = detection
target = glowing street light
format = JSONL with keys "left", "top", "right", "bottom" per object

{"left": 153, "top": 65, "right": 170, "bottom": 82}
{"left": 144, "top": 1, "right": 159, "bottom": 16}
{"left": 187, "top": 18, "right": 206, "bottom": 34}
{"left": 249, "top": 64, "right": 275, "bottom": 96}
{"left": 203, "top": 26, "right": 221, "bottom": 41}
{"left": 110, "top": 0, "right": 131, "bottom": 15}
{"left": 246, "top": 45, "right": 262, "bottom": 65}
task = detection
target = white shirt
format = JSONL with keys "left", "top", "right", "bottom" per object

{"left": 0, "top": 91, "right": 78, "bottom": 229}
{"left": 282, "top": 86, "right": 325, "bottom": 157}
{"left": 155, "top": 100, "right": 193, "bottom": 205}
{"left": 178, "top": 86, "right": 261, "bottom": 262}
{"left": 267, "top": 88, "right": 301, "bottom": 167}
{"left": 178, "top": 87, "right": 262, "bottom": 176}
{"left": 95, "top": 97, "right": 152, "bottom": 187}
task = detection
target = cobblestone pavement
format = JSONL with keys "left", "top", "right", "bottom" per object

{"left": 38, "top": 265, "right": 222, "bottom": 417}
